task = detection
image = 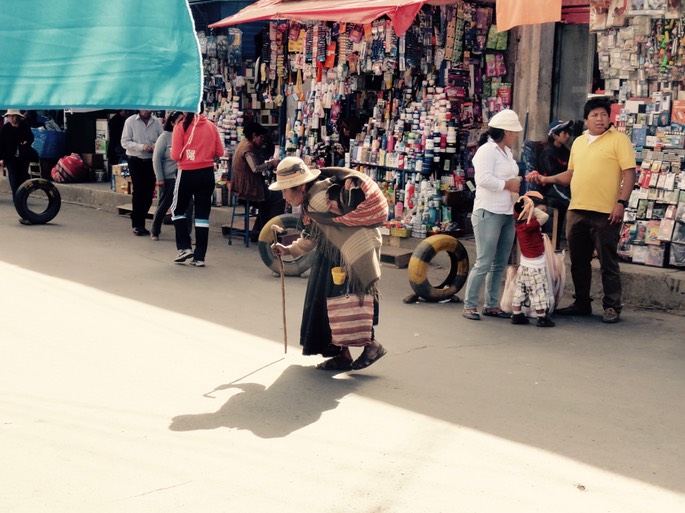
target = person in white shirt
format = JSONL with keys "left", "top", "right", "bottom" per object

{"left": 121, "top": 110, "right": 163, "bottom": 236}
{"left": 462, "top": 109, "right": 523, "bottom": 321}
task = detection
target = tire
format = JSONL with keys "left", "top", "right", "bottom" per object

{"left": 408, "top": 234, "right": 470, "bottom": 302}
{"left": 258, "top": 214, "right": 314, "bottom": 276}
{"left": 14, "top": 178, "right": 62, "bottom": 224}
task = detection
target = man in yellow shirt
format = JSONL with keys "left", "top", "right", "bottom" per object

{"left": 527, "top": 97, "right": 636, "bottom": 323}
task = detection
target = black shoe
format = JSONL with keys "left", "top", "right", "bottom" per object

{"left": 555, "top": 303, "right": 591, "bottom": 316}
{"left": 133, "top": 227, "right": 150, "bottom": 236}
{"left": 511, "top": 313, "right": 529, "bottom": 325}
{"left": 482, "top": 307, "right": 512, "bottom": 319}
{"left": 536, "top": 315, "right": 555, "bottom": 327}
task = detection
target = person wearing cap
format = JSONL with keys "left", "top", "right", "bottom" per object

{"left": 0, "top": 109, "right": 35, "bottom": 203}
{"left": 526, "top": 96, "right": 636, "bottom": 323}
{"left": 270, "top": 157, "right": 389, "bottom": 371}
{"left": 462, "top": 109, "right": 524, "bottom": 321}
{"left": 535, "top": 119, "right": 574, "bottom": 244}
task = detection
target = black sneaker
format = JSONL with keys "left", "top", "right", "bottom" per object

{"left": 133, "top": 227, "right": 150, "bottom": 236}
{"left": 536, "top": 315, "right": 555, "bottom": 327}
{"left": 511, "top": 313, "right": 529, "bottom": 325}
{"left": 555, "top": 303, "right": 592, "bottom": 316}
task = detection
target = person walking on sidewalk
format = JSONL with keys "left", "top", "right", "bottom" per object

{"left": 121, "top": 110, "right": 163, "bottom": 236}
{"left": 151, "top": 111, "right": 192, "bottom": 240}
{"left": 526, "top": 96, "right": 636, "bottom": 323}
{"left": 461, "top": 109, "right": 524, "bottom": 321}
{"left": 270, "top": 157, "right": 388, "bottom": 371}
{"left": 170, "top": 110, "right": 224, "bottom": 267}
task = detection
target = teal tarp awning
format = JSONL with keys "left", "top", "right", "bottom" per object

{"left": 0, "top": 0, "right": 202, "bottom": 112}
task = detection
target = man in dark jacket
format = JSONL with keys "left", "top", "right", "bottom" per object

{"left": 0, "top": 109, "right": 35, "bottom": 203}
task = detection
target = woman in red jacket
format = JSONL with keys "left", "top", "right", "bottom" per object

{"left": 170, "top": 111, "right": 224, "bottom": 267}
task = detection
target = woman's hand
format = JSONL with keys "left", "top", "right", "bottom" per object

{"left": 504, "top": 176, "right": 522, "bottom": 192}
{"left": 271, "top": 243, "right": 290, "bottom": 257}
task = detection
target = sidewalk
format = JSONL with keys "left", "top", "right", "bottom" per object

{"left": 10, "top": 178, "right": 685, "bottom": 313}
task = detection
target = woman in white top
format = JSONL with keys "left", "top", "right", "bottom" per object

{"left": 462, "top": 109, "right": 524, "bottom": 320}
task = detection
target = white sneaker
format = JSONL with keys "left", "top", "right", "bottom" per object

{"left": 174, "top": 248, "right": 194, "bottom": 263}
{"left": 189, "top": 259, "right": 205, "bottom": 267}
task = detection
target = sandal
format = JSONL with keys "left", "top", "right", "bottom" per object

{"left": 351, "top": 343, "right": 387, "bottom": 370}
{"left": 316, "top": 355, "right": 353, "bottom": 371}
{"left": 482, "top": 307, "right": 511, "bottom": 319}
{"left": 462, "top": 309, "right": 481, "bottom": 321}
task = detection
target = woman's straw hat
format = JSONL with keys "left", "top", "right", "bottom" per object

{"left": 2, "top": 109, "right": 24, "bottom": 117}
{"left": 268, "top": 157, "right": 321, "bottom": 191}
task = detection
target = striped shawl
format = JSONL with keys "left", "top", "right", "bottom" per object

{"left": 304, "top": 167, "right": 388, "bottom": 294}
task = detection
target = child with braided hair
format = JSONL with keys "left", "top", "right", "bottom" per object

{"left": 511, "top": 193, "right": 555, "bottom": 327}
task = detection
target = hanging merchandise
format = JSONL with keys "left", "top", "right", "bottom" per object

{"left": 589, "top": 0, "right": 685, "bottom": 269}
{"left": 205, "top": 2, "right": 515, "bottom": 238}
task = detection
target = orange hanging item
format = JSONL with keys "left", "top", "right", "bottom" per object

{"left": 496, "top": 0, "right": 561, "bottom": 32}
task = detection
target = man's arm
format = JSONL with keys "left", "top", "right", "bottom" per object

{"left": 527, "top": 168, "right": 573, "bottom": 187}
{"left": 120, "top": 118, "right": 137, "bottom": 153}
{"left": 609, "top": 167, "right": 636, "bottom": 224}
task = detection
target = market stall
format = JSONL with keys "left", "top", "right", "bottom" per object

{"left": 202, "top": 0, "right": 563, "bottom": 237}
{"left": 590, "top": 0, "right": 685, "bottom": 268}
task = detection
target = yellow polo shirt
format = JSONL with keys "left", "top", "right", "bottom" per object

{"left": 567, "top": 127, "right": 636, "bottom": 214}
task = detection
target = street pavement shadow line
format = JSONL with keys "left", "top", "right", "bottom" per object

{"left": 169, "top": 364, "right": 362, "bottom": 438}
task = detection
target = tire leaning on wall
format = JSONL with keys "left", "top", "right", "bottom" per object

{"left": 14, "top": 178, "right": 62, "bottom": 225}
{"left": 407, "top": 234, "right": 470, "bottom": 302}
{"left": 258, "top": 213, "right": 315, "bottom": 276}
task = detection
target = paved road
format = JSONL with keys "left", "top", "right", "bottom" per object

{"left": 2, "top": 195, "right": 684, "bottom": 512}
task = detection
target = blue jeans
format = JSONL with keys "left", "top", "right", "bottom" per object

{"left": 463, "top": 209, "right": 515, "bottom": 310}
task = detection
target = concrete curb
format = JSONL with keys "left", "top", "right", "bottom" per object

{"left": 385, "top": 229, "right": 685, "bottom": 314}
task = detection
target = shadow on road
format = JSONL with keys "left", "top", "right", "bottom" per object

{"left": 169, "top": 365, "right": 375, "bottom": 438}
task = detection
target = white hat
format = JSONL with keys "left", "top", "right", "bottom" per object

{"left": 488, "top": 109, "right": 523, "bottom": 132}
{"left": 2, "top": 109, "right": 24, "bottom": 118}
{"left": 268, "top": 157, "right": 321, "bottom": 191}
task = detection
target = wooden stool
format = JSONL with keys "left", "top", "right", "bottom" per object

{"left": 29, "top": 162, "right": 42, "bottom": 178}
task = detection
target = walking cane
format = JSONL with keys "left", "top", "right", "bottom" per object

{"left": 272, "top": 225, "right": 288, "bottom": 353}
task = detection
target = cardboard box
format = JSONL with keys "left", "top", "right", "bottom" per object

{"left": 114, "top": 174, "right": 132, "bottom": 194}
{"left": 112, "top": 164, "right": 132, "bottom": 194}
